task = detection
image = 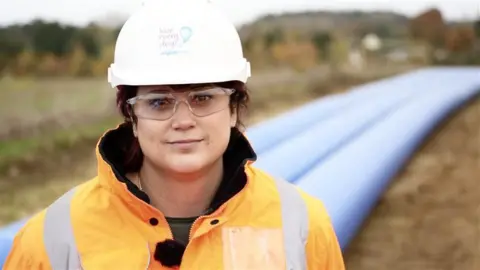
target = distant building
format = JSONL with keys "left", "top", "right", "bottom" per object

{"left": 362, "top": 33, "right": 382, "bottom": 51}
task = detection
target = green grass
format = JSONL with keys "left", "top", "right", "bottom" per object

{"left": 0, "top": 76, "right": 114, "bottom": 139}
{"left": 0, "top": 116, "right": 121, "bottom": 173}
{"left": 0, "top": 76, "right": 120, "bottom": 175}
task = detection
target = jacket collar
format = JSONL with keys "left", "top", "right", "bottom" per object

{"left": 94, "top": 123, "right": 257, "bottom": 217}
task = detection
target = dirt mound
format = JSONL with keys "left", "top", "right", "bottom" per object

{"left": 344, "top": 95, "right": 480, "bottom": 270}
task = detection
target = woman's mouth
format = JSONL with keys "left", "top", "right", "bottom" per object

{"left": 167, "top": 139, "right": 203, "bottom": 150}
{"left": 168, "top": 139, "right": 203, "bottom": 144}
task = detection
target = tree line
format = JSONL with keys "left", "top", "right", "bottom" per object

{"left": 0, "top": 20, "right": 119, "bottom": 77}
{"left": 407, "top": 9, "right": 479, "bottom": 65}
{"left": 0, "top": 9, "right": 479, "bottom": 77}
{"left": 409, "top": 9, "right": 478, "bottom": 51}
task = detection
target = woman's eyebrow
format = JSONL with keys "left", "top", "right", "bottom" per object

{"left": 146, "top": 88, "right": 172, "bottom": 94}
{"left": 145, "top": 84, "right": 216, "bottom": 94}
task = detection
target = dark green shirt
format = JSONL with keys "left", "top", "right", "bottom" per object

{"left": 166, "top": 217, "right": 197, "bottom": 245}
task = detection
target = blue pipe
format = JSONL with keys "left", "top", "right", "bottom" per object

{"left": 295, "top": 69, "right": 480, "bottom": 250}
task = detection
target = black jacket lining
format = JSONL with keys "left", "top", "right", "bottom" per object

{"left": 98, "top": 123, "right": 257, "bottom": 214}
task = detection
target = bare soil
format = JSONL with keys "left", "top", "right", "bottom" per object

{"left": 344, "top": 95, "right": 480, "bottom": 270}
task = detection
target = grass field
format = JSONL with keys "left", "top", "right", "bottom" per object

{"left": 0, "top": 77, "right": 115, "bottom": 139}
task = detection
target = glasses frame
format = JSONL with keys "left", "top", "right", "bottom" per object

{"left": 126, "top": 87, "right": 236, "bottom": 121}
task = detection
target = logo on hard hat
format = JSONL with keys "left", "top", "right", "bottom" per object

{"left": 158, "top": 26, "right": 193, "bottom": 55}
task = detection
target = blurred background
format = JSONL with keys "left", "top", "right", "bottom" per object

{"left": 1, "top": 0, "right": 479, "bottom": 269}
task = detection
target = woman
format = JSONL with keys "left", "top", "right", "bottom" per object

{"left": 3, "top": 1, "right": 345, "bottom": 269}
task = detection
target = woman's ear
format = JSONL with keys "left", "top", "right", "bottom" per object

{"left": 130, "top": 116, "right": 138, "bottom": 137}
{"left": 230, "top": 112, "right": 237, "bottom": 128}
{"left": 132, "top": 123, "right": 138, "bottom": 137}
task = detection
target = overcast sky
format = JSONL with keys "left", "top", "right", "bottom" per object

{"left": 1, "top": 0, "right": 479, "bottom": 27}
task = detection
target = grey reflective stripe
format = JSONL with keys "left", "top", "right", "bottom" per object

{"left": 274, "top": 177, "right": 309, "bottom": 270}
{"left": 43, "top": 188, "right": 82, "bottom": 270}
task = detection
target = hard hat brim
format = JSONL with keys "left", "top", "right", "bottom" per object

{"left": 108, "top": 59, "right": 251, "bottom": 88}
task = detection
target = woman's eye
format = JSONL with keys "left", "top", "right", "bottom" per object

{"left": 148, "top": 98, "right": 174, "bottom": 108}
{"left": 191, "top": 95, "right": 212, "bottom": 103}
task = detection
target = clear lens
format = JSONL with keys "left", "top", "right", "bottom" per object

{"left": 128, "top": 87, "right": 234, "bottom": 120}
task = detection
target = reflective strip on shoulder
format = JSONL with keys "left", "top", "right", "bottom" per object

{"left": 43, "top": 187, "right": 82, "bottom": 270}
{"left": 274, "top": 177, "right": 308, "bottom": 270}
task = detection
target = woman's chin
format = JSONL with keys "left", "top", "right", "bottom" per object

{"left": 165, "top": 155, "right": 209, "bottom": 174}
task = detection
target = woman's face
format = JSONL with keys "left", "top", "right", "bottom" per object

{"left": 132, "top": 84, "right": 237, "bottom": 175}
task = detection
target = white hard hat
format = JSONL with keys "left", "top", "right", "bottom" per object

{"left": 108, "top": 0, "right": 251, "bottom": 88}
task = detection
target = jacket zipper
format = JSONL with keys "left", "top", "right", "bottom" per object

{"left": 188, "top": 217, "right": 200, "bottom": 242}
{"left": 187, "top": 207, "right": 220, "bottom": 242}
{"left": 186, "top": 172, "right": 252, "bottom": 243}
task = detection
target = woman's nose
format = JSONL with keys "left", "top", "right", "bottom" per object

{"left": 171, "top": 101, "right": 196, "bottom": 130}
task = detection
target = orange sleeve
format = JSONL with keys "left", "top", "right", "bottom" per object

{"left": 298, "top": 189, "right": 346, "bottom": 270}
{"left": 308, "top": 213, "right": 345, "bottom": 270}
{"left": 2, "top": 212, "right": 51, "bottom": 270}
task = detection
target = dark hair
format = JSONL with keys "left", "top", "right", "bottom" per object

{"left": 116, "top": 81, "right": 250, "bottom": 172}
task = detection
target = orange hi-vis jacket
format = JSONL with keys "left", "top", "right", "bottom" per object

{"left": 3, "top": 125, "right": 345, "bottom": 270}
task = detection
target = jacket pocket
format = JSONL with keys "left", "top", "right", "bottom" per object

{"left": 222, "top": 227, "right": 285, "bottom": 270}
